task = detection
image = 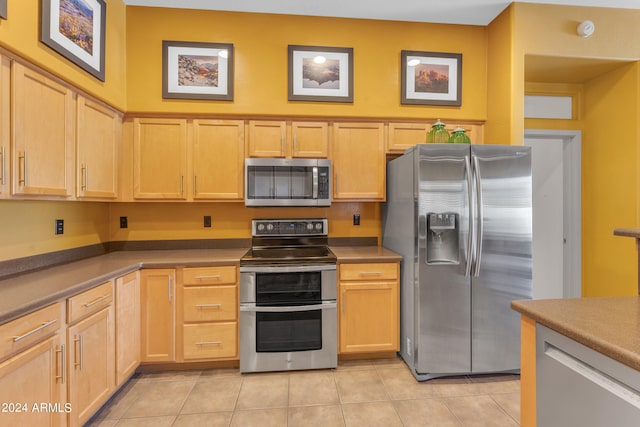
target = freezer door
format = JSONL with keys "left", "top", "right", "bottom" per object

{"left": 415, "top": 144, "right": 472, "bottom": 375}
{"left": 470, "top": 145, "right": 532, "bottom": 373}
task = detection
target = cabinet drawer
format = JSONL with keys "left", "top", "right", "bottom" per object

{"left": 339, "top": 263, "right": 398, "bottom": 281}
{"left": 0, "top": 303, "right": 62, "bottom": 361}
{"left": 183, "top": 266, "right": 237, "bottom": 285}
{"left": 67, "top": 281, "right": 113, "bottom": 324}
{"left": 183, "top": 322, "right": 237, "bottom": 360}
{"left": 183, "top": 286, "right": 237, "bottom": 322}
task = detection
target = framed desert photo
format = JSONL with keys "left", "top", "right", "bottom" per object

{"left": 401, "top": 50, "right": 462, "bottom": 106}
{"left": 40, "top": 0, "right": 106, "bottom": 81}
{"left": 288, "top": 45, "right": 353, "bottom": 103}
{"left": 0, "top": 0, "right": 6, "bottom": 20}
{"left": 162, "top": 41, "right": 234, "bottom": 101}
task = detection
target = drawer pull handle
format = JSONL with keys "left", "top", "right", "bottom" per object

{"left": 195, "top": 275, "right": 221, "bottom": 280}
{"left": 196, "top": 341, "right": 222, "bottom": 346}
{"left": 83, "top": 294, "right": 111, "bottom": 308}
{"left": 13, "top": 319, "right": 57, "bottom": 342}
{"left": 195, "top": 304, "right": 222, "bottom": 308}
{"left": 359, "top": 272, "right": 383, "bottom": 276}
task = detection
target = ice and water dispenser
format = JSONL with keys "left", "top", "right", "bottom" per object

{"left": 426, "top": 212, "right": 459, "bottom": 264}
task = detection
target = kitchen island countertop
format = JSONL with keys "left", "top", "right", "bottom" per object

{"left": 511, "top": 296, "right": 640, "bottom": 371}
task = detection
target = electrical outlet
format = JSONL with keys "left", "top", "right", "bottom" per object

{"left": 204, "top": 216, "right": 212, "bottom": 228}
{"left": 55, "top": 219, "right": 64, "bottom": 235}
{"left": 120, "top": 216, "right": 128, "bottom": 229}
{"left": 353, "top": 213, "right": 360, "bottom": 226}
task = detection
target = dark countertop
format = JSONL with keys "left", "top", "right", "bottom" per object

{"left": 511, "top": 296, "right": 640, "bottom": 371}
{"left": 0, "top": 245, "right": 402, "bottom": 325}
{"left": 330, "top": 246, "right": 402, "bottom": 262}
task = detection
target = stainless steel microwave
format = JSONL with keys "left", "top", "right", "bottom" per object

{"left": 245, "top": 158, "right": 331, "bottom": 207}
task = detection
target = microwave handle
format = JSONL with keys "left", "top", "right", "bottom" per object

{"left": 312, "top": 166, "right": 318, "bottom": 199}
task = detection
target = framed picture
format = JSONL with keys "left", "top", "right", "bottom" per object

{"left": 288, "top": 45, "right": 353, "bottom": 103}
{"left": 40, "top": 0, "right": 106, "bottom": 81}
{"left": 0, "top": 0, "right": 6, "bottom": 20}
{"left": 162, "top": 41, "right": 234, "bottom": 101}
{"left": 401, "top": 50, "right": 462, "bottom": 106}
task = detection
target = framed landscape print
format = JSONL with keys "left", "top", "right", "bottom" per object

{"left": 162, "top": 41, "right": 234, "bottom": 101}
{"left": 40, "top": 0, "right": 106, "bottom": 81}
{"left": 401, "top": 50, "right": 462, "bottom": 106}
{"left": 288, "top": 45, "right": 353, "bottom": 103}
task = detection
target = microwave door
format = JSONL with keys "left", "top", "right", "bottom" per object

{"left": 290, "top": 167, "right": 314, "bottom": 200}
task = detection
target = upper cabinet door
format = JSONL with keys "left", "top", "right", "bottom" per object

{"left": 133, "top": 118, "right": 188, "bottom": 200}
{"left": 331, "top": 122, "right": 386, "bottom": 201}
{"left": 247, "top": 120, "right": 286, "bottom": 157}
{"left": 11, "top": 62, "right": 74, "bottom": 197}
{"left": 76, "top": 95, "right": 121, "bottom": 199}
{"left": 192, "top": 120, "right": 245, "bottom": 200}
{"left": 0, "top": 55, "right": 9, "bottom": 199}
{"left": 291, "top": 121, "right": 329, "bottom": 158}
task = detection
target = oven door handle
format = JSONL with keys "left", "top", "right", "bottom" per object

{"left": 240, "top": 264, "right": 336, "bottom": 273}
{"left": 240, "top": 301, "right": 336, "bottom": 313}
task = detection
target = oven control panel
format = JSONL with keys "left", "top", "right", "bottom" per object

{"left": 252, "top": 219, "right": 328, "bottom": 236}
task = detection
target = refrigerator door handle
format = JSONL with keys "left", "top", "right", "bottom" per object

{"left": 472, "top": 155, "right": 484, "bottom": 277}
{"left": 464, "top": 155, "right": 474, "bottom": 277}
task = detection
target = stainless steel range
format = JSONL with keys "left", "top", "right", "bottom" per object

{"left": 239, "top": 218, "right": 337, "bottom": 373}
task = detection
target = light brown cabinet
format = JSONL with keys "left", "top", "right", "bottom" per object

{"left": 338, "top": 262, "right": 399, "bottom": 354}
{"left": 387, "top": 121, "right": 484, "bottom": 153}
{"left": 248, "top": 120, "right": 329, "bottom": 158}
{"left": 0, "top": 55, "right": 9, "bottom": 199}
{"left": 192, "top": 119, "right": 245, "bottom": 200}
{"left": 178, "top": 266, "right": 238, "bottom": 361}
{"left": 0, "top": 302, "right": 66, "bottom": 427}
{"left": 76, "top": 95, "right": 121, "bottom": 199}
{"left": 331, "top": 122, "right": 386, "bottom": 201}
{"left": 11, "top": 62, "right": 74, "bottom": 197}
{"left": 133, "top": 118, "right": 188, "bottom": 200}
{"left": 0, "top": 335, "right": 67, "bottom": 427}
{"left": 140, "top": 269, "right": 176, "bottom": 362}
{"left": 66, "top": 282, "right": 115, "bottom": 427}
{"left": 115, "top": 272, "right": 140, "bottom": 386}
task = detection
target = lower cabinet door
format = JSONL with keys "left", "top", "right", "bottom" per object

{"left": 0, "top": 335, "right": 67, "bottom": 427}
{"left": 183, "top": 322, "right": 237, "bottom": 360}
{"left": 67, "top": 306, "right": 114, "bottom": 427}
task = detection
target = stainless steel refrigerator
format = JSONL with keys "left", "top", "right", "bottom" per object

{"left": 382, "top": 144, "right": 532, "bottom": 380}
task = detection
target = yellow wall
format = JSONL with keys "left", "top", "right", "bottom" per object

{"left": 582, "top": 63, "right": 639, "bottom": 296}
{"left": 125, "top": 8, "right": 488, "bottom": 121}
{"left": 108, "top": 202, "right": 380, "bottom": 242}
{"left": 0, "top": 0, "right": 127, "bottom": 110}
{"left": 0, "top": 201, "right": 109, "bottom": 262}
{"left": 512, "top": 4, "right": 640, "bottom": 296}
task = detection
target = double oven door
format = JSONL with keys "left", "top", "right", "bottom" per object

{"left": 239, "top": 264, "right": 337, "bottom": 373}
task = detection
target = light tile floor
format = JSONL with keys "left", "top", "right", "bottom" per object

{"left": 87, "top": 358, "right": 520, "bottom": 427}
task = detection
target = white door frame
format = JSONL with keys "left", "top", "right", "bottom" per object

{"left": 524, "top": 129, "right": 582, "bottom": 298}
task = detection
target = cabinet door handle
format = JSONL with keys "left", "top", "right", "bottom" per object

{"left": 81, "top": 164, "right": 89, "bottom": 190}
{"left": 195, "top": 303, "right": 221, "bottom": 308}
{"left": 74, "top": 335, "right": 83, "bottom": 370}
{"left": 168, "top": 276, "right": 173, "bottom": 302}
{"left": 196, "top": 341, "right": 222, "bottom": 346}
{"left": 18, "top": 151, "right": 27, "bottom": 185}
{"left": 83, "top": 294, "right": 110, "bottom": 308}
{"left": 55, "top": 344, "right": 66, "bottom": 384}
{"left": 0, "top": 146, "right": 5, "bottom": 185}
{"left": 12, "top": 319, "right": 57, "bottom": 342}
{"left": 193, "top": 175, "right": 197, "bottom": 195}
{"left": 180, "top": 175, "right": 184, "bottom": 195}
{"left": 341, "top": 290, "right": 346, "bottom": 314}
{"left": 281, "top": 132, "right": 285, "bottom": 154}
{"left": 293, "top": 135, "right": 298, "bottom": 154}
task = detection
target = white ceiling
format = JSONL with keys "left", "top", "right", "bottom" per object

{"left": 122, "top": 0, "right": 640, "bottom": 26}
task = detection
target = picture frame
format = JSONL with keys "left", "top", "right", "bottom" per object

{"left": 288, "top": 45, "right": 353, "bottom": 103}
{"left": 401, "top": 50, "right": 462, "bottom": 106}
{"left": 40, "top": 0, "right": 106, "bottom": 81}
{"left": 0, "top": 0, "right": 6, "bottom": 20}
{"left": 162, "top": 40, "right": 234, "bottom": 101}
